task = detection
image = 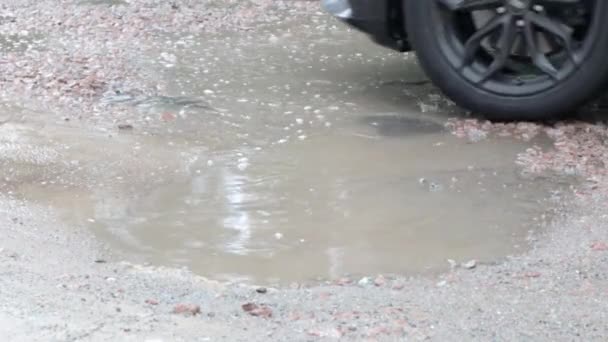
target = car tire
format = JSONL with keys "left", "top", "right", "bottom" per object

{"left": 404, "top": 0, "right": 608, "bottom": 120}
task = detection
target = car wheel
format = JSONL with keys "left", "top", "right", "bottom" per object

{"left": 404, "top": 0, "right": 608, "bottom": 120}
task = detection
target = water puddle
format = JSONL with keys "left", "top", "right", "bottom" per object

{"left": 0, "top": 15, "right": 567, "bottom": 284}
{"left": 6, "top": 118, "right": 562, "bottom": 284}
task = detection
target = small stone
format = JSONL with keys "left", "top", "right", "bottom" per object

{"left": 335, "top": 277, "right": 351, "bottom": 286}
{"left": 436, "top": 280, "right": 447, "bottom": 287}
{"left": 256, "top": 287, "right": 267, "bottom": 294}
{"left": 467, "top": 128, "right": 488, "bottom": 142}
{"left": 274, "top": 232, "right": 283, "bottom": 240}
{"left": 242, "top": 303, "right": 272, "bottom": 318}
{"left": 392, "top": 283, "right": 405, "bottom": 290}
{"left": 522, "top": 271, "right": 541, "bottom": 278}
{"left": 373, "top": 275, "right": 386, "bottom": 287}
{"left": 203, "top": 89, "right": 215, "bottom": 95}
{"left": 106, "top": 277, "right": 116, "bottom": 282}
{"left": 161, "top": 112, "right": 176, "bottom": 122}
{"left": 462, "top": 260, "right": 477, "bottom": 269}
{"left": 591, "top": 242, "right": 608, "bottom": 251}
{"left": 145, "top": 299, "right": 159, "bottom": 305}
{"left": 117, "top": 124, "right": 133, "bottom": 131}
{"left": 94, "top": 259, "right": 107, "bottom": 264}
{"left": 172, "top": 304, "right": 201, "bottom": 316}
{"left": 358, "top": 277, "right": 370, "bottom": 286}
{"left": 429, "top": 182, "right": 443, "bottom": 192}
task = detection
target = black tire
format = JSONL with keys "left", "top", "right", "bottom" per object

{"left": 404, "top": 0, "right": 608, "bottom": 120}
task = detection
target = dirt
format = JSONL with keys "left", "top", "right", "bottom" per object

{"left": 1, "top": 0, "right": 608, "bottom": 341}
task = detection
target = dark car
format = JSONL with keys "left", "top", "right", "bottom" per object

{"left": 323, "top": 0, "right": 608, "bottom": 120}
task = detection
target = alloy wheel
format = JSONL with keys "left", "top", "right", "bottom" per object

{"left": 434, "top": 0, "right": 599, "bottom": 96}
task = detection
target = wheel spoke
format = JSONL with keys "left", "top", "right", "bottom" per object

{"left": 526, "top": 12, "right": 578, "bottom": 64}
{"left": 437, "top": 0, "right": 503, "bottom": 11}
{"left": 523, "top": 17, "right": 559, "bottom": 79}
{"left": 461, "top": 15, "right": 505, "bottom": 68}
{"left": 478, "top": 16, "right": 518, "bottom": 83}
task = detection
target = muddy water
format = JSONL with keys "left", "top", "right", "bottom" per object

{"left": 2, "top": 15, "right": 563, "bottom": 283}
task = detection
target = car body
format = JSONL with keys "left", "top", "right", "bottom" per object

{"left": 323, "top": 0, "right": 608, "bottom": 120}
{"left": 322, "top": 0, "right": 410, "bottom": 52}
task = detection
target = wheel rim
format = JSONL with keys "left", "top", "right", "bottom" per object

{"left": 433, "top": 0, "right": 601, "bottom": 96}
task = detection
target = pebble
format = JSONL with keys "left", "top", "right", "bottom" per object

{"left": 335, "top": 277, "right": 351, "bottom": 286}
{"left": 242, "top": 303, "right": 273, "bottom": 318}
{"left": 358, "top": 277, "right": 370, "bottom": 286}
{"left": 172, "top": 304, "right": 201, "bottom": 316}
{"left": 373, "top": 275, "right": 386, "bottom": 287}
{"left": 462, "top": 260, "right": 477, "bottom": 269}
{"left": 392, "top": 283, "right": 405, "bottom": 290}
{"left": 591, "top": 242, "right": 608, "bottom": 251}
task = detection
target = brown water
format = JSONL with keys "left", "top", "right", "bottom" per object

{"left": 0, "top": 13, "right": 563, "bottom": 283}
